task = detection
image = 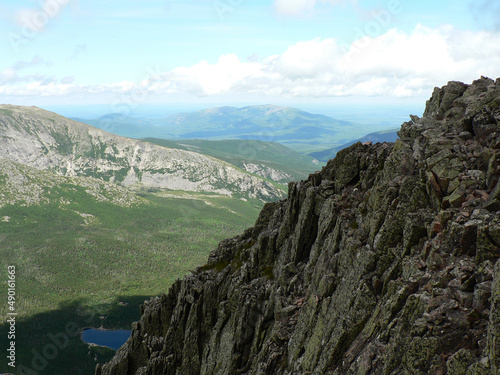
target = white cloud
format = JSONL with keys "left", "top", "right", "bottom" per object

{"left": 159, "top": 25, "right": 500, "bottom": 98}
{"left": 274, "top": 0, "right": 356, "bottom": 16}
{"left": 14, "top": 0, "right": 70, "bottom": 31}
{"left": 0, "top": 56, "right": 52, "bottom": 84}
{"left": 68, "top": 44, "right": 87, "bottom": 61}
{"left": 274, "top": 0, "right": 316, "bottom": 16}
{"left": 60, "top": 76, "right": 75, "bottom": 84}
{"left": 165, "top": 54, "right": 263, "bottom": 96}
{"left": 152, "top": 24, "right": 499, "bottom": 98}
{"left": 271, "top": 38, "right": 340, "bottom": 78}
{"left": 166, "top": 59, "right": 263, "bottom": 96}
{"left": 2, "top": 25, "right": 500, "bottom": 101}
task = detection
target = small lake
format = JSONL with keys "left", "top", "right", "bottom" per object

{"left": 81, "top": 328, "right": 131, "bottom": 350}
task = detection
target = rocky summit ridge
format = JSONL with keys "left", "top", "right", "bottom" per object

{"left": 96, "top": 77, "right": 500, "bottom": 375}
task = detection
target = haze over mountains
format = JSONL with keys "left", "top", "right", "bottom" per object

{"left": 309, "top": 128, "right": 399, "bottom": 162}
{"left": 74, "top": 105, "right": 395, "bottom": 155}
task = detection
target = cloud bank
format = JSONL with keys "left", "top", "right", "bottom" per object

{"left": 1, "top": 25, "right": 500, "bottom": 101}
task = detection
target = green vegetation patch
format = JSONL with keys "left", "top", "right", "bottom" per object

{"left": 0, "top": 190, "right": 260, "bottom": 374}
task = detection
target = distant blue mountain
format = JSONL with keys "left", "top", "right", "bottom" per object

{"left": 71, "top": 113, "right": 173, "bottom": 139}
{"left": 75, "top": 105, "right": 384, "bottom": 154}
{"left": 309, "top": 129, "right": 399, "bottom": 162}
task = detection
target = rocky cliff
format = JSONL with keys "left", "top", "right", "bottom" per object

{"left": 0, "top": 106, "right": 284, "bottom": 202}
{"left": 96, "top": 77, "right": 500, "bottom": 375}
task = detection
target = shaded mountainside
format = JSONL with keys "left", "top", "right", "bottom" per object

{"left": 0, "top": 106, "right": 284, "bottom": 202}
{"left": 97, "top": 77, "right": 500, "bottom": 375}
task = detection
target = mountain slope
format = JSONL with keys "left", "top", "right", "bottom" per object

{"left": 0, "top": 156, "right": 264, "bottom": 375}
{"left": 309, "top": 128, "right": 399, "bottom": 162}
{"left": 0, "top": 158, "right": 144, "bottom": 209}
{"left": 142, "top": 138, "right": 321, "bottom": 183}
{"left": 97, "top": 77, "right": 500, "bottom": 374}
{"left": 0, "top": 106, "right": 284, "bottom": 202}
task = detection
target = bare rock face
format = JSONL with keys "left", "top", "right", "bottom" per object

{"left": 0, "top": 106, "right": 284, "bottom": 202}
{"left": 96, "top": 77, "right": 500, "bottom": 375}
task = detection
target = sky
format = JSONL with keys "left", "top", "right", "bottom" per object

{"left": 1, "top": 0, "right": 500, "bottom": 117}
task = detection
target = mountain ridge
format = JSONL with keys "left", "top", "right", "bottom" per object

{"left": 97, "top": 77, "right": 500, "bottom": 374}
{"left": 0, "top": 105, "right": 285, "bottom": 202}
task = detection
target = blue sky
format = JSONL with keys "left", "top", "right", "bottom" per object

{"left": 1, "top": 0, "right": 500, "bottom": 115}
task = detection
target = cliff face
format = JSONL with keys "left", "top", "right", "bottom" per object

{"left": 97, "top": 77, "right": 500, "bottom": 375}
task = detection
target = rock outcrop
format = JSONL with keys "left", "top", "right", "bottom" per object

{"left": 96, "top": 77, "right": 500, "bottom": 375}
{"left": 0, "top": 106, "right": 284, "bottom": 202}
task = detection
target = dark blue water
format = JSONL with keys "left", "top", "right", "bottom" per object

{"left": 81, "top": 328, "right": 131, "bottom": 350}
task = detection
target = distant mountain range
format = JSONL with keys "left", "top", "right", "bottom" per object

{"left": 71, "top": 113, "right": 163, "bottom": 139}
{"left": 308, "top": 129, "right": 399, "bottom": 162}
{"left": 1, "top": 104, "right": 399, "bottom": 201}
{"left": 74, "top": 105, "right": 382, "bottom": 154}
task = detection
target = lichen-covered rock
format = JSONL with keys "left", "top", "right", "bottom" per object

{"left": 96, "top": 77, "right": 500, "bottom": 375}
